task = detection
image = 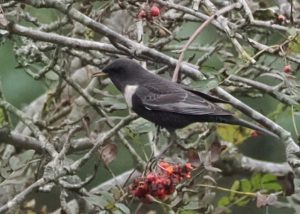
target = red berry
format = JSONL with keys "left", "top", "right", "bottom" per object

{"left": 151, "top": 6, "right": 160, "bottom": 17}
{"left": 185, "top": 173, "right": 192, "bottom": 179}
{"left": 251, "top": 131, "right": 258, "bottom": 137}
{"left": 156, "top": 188, "right": 166, "bottom": 199}
{"left": 146, "top": 173, "right": 156, "bottom": 182}
{"left": 138, "top": 9, "right": 147, "bottom": 18}
{"left": 283, "top": 64, "right": 292, "bottom": 74}
{"left": 185, "top": 163, "right": 193, "bottom": 171}
{"left": 162, "top": 178, "right": 171, "bottom": 186}
{"left": 277, "top": 14, "right": 286, "bottom": 22}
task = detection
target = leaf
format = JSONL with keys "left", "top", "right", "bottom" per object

{"left": 237, "top": 198, "right": 250, "bottom": 207}
{"left": 251, "top": 173, "right": 262, "bottom": 190}
{"left": 100, "top": 191, "right": 115, "bottom": 204}
{"left": 217, "top": 124, "right": 251, "bottom": 144}
{"left": 8, "top": 156, "right": 20, "bottom": 171}
{"left": 18, "top": 150, "right": 35, "bottom": 162}
{"left": 126, "top": 118, "right": 155, "bottom": 134}
{"left": 261, "top": 174, "right": 282, "bottom": 191}
{"left": 192, "top": 78, "right": 219, "bottom": 91}
{"left": 179, "top": 210, "right": 197, "bottom": 214}
{"left": 0, "top": 163, "right": 33, "bottom": 187}
{"left": 218, "top": 196, "right": 230, "bottom": 206}
{"left": 9, "top": 150, "right": 35, "bottom": 171}
{"left": 287, "top": 28, "right": 298, "bottom": 37}
{"left": 0, "top": 166, "right": 10, "bottom": 179}
{"left": 83, "top": 194, "right": 108, "bottom": 209}
{"left": 102, "top": 97, "right": 127, "bottom": 110}
{"left": 229, "top": 180, "right": 240, "bottom": 200}
{"left": 112, "top": 210, "right": 123, "bottom": 214}
{"left": 99, "top": 143, "right": 118, "bottom": 165}
{"left": 114, "top": 203, "right": 130, "bottom": 214}
{"left": 261, "top": 174, "right": 277, "bottom": 183}
{"left": 240, "top": 179, "right": 252, "bottom": 192}
{"left": 288, "top": 35, "right": 300, "bottom": 53}
{"left": 45, "top": 71, "right": 59, "bottom": 81}
{"left": 183, "top": 200, "right": 201, "bottom": 210}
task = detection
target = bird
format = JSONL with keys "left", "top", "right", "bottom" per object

{"left": 94, "top": 58, "right": 278, "bottom": 139}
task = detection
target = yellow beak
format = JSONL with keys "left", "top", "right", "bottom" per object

{"left": 92, "top": 71, "right": 108, "bottom": 78}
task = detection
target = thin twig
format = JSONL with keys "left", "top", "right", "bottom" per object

{"left": 172, "top": 3, "right": 240, "bottom": 82}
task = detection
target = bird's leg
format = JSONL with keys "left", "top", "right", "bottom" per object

{"left": 152, "top": 125, "right": 161, "bottom": 143}
{"left": 149, "top": 126, "right": 161, "bottom": 157}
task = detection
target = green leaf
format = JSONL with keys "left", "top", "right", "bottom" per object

{"left": 83, "top": 194, "right": 108, "bottom": 209}
{"left": 236, "top": 198, "right": 250, "bottom": 207}
{"left": 18, "top": 150, "right": 35, "bottom": 163}
{"left": 218, "top": 196, "right": 230, "bottom": 206}
{"left": 183, "top": 200, "right": 201, "bottom": 210}
{"left": 251, "top": 173, "right": 262, "bottom": 190}
{"left": 262, "top": 182, "right": 282, "bottom": 191}
{"left": 101, "top": 191, "right": 115, "bottom": 204}
{"left": 8, "top": 156, "right": 20, "bottom": 171}
{"left": 45, "top": 71, "right": 59, "bottom": 81}
{"left": 112, "top": 210, "right": 123, "bottom": 214}
{"left": 287, "top": 28, "right": 298, "bottom": 37}
{"left": 261, "top": 174, "right": 277, "bottom": 183}
{"left": 261, "top": 174, "right": 282, "bottom": 191}
{"left": 288, "top": 35, "right": 300, "bottom": 53}
{"left": 229, "top": 180, "right": 240, "bottom": 200}
{"left": 217, "top": 124, "right": 251, "bottom": 144}
{"left": 127, "top": 118, "right": 155, "bottom": 134}
{"left": 192, "top": 78, "right": 219, "bottom": 91}
{"left": 9, "top": 150, "right": 35, "bottom": 171}
{"left": 240, "top": 179, "right": 252, "bottom": 192}
{"left": 102, "top": 97, "right": 127, "bottom": 110}
{"left": 114, "top": 203, "right": 130, "bottom": 214}
{"left": 179, "top": 210, "right": 197, "bottom": 214}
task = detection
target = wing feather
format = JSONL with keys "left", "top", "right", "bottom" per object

{"left": 135, "top": 84, "right": 232, "bottom": 116}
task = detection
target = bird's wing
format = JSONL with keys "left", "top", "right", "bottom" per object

{"left": 136, "top": 85, "right": 232, "bottom": 116}
{"left": 181, "top": 86, "right": 229, "bottom": 104}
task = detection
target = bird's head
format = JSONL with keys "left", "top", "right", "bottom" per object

{"left": 94, "top": 58, "right": 148, "bottom": 92}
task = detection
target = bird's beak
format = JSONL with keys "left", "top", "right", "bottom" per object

{"left": 92, "top": 71, "right": 108, "bottom": 78}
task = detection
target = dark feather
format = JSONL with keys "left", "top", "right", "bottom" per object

{"left": 182, "top": 87, "right": 229, "bottom": 104}
{"left": 136, "top": 84, "right": 232, "bottom": 116}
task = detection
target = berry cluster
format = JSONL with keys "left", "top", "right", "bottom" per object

{"left": 138, "top": 5, "right": 160, "bottom": 20}
{"left": 131, "top": 161, "right": 193, "bottom": 202}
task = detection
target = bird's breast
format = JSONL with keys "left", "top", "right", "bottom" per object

{"left": 123, "top": 85, "right": 138, "bottom": 108}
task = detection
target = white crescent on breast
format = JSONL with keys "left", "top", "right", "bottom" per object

{"left": 124, "top": 85, "right": 138, "bottom": 108}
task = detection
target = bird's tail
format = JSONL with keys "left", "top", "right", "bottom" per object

{"left": 216, "top": 115, "right": 279, "bottom": 139}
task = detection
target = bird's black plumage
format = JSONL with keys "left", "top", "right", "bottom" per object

{"left": 100, "top": 58, "right": 277, "bottom": 138}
